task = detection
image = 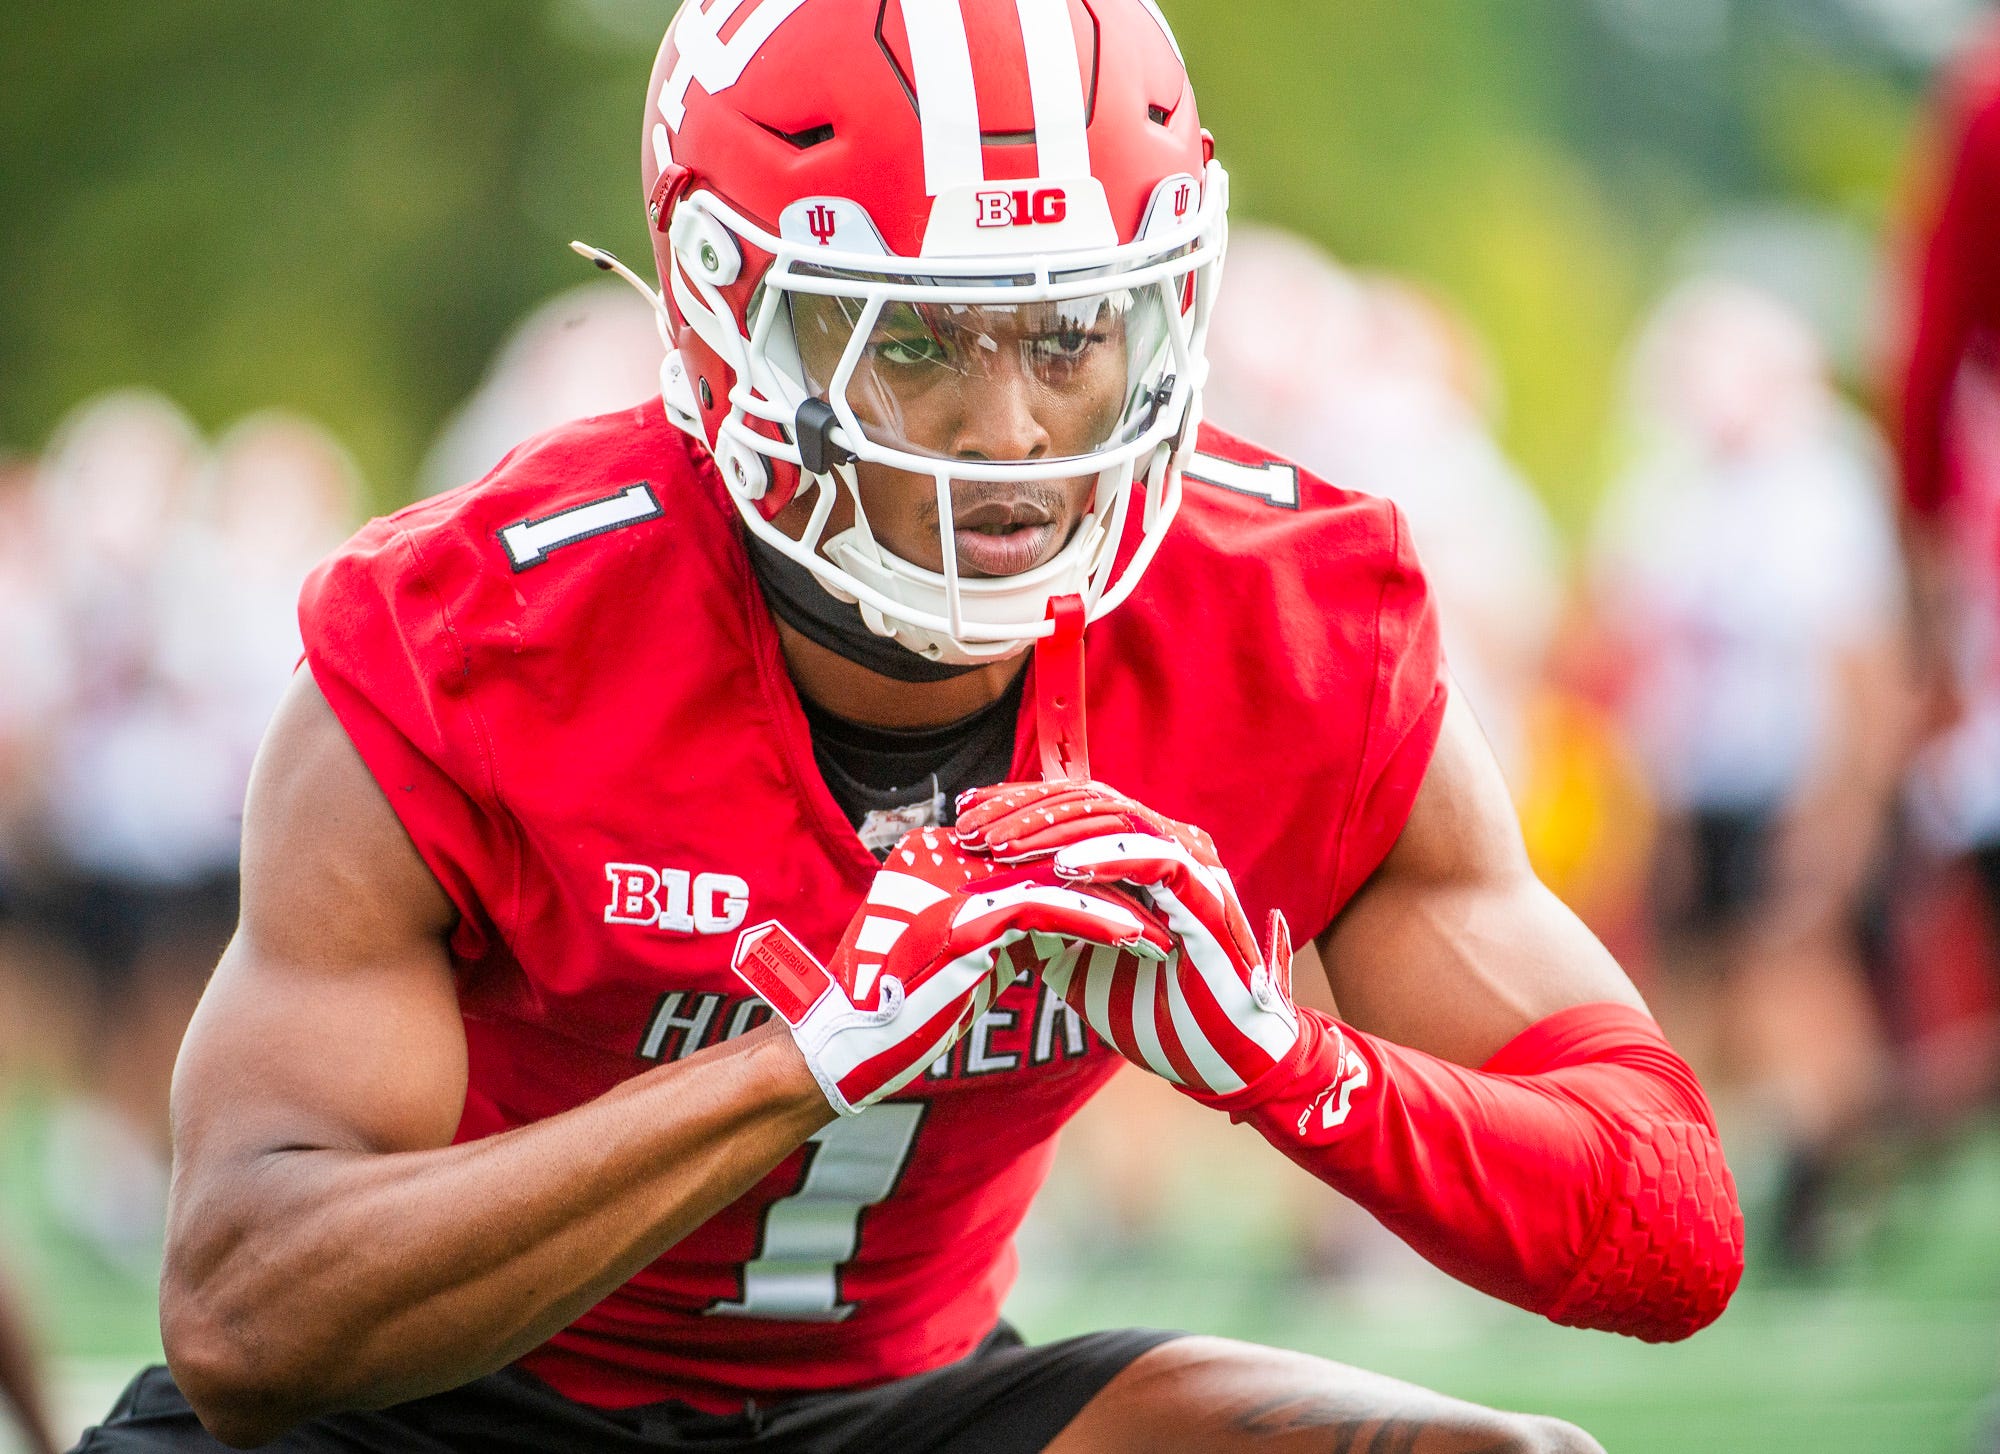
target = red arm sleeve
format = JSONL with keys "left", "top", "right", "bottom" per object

{"left": 1209, "top": 1001, "right": 1744, "bottom": 1341}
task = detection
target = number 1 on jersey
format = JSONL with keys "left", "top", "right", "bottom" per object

{"left": 1183, "top": 452, "right": 1300, "bottom": 509}
{"left": 706, "top": 1101, "right": 926, "bottom": 1321}
{"left": 499, "top": 482, "right": 662, "bottom": 570}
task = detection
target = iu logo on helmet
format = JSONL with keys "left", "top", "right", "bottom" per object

{"left": 1173, "top": 182, "right": 1193, "bottom": 219}
{"left": 974, "top": 188, "right": 1070, "bottom": 228}
{"left": 805, "top": 204, "right": 838, "bottom": 245}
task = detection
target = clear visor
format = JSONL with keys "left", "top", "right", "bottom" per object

{"left": 785, "top": 284, "right": 1176, "bottom": 464}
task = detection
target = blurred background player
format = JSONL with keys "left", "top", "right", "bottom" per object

{"left": 1588, "top": 277, "right": 1907, "bottom": 1266}
{"left": 1890, "top": 10, "right": 2000, "bottom": 1131}
{"left": 0, "top": 454, "right": 78, "bottom": 1101}
{"left": 16, "top": 392, "right": 211, "bottom": 1279}
{"left": 0, "top": 395, "right": 362, "bottom": 1281}
{"left": 418, "top": 282, "right": 669, "bottom": 497}
{"left": 1204, "top": 226, "right": 1563, "bottom": 790}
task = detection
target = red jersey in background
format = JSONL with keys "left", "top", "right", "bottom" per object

{"left": 1897, "top": 19, "right": 2000, "bottom": 524}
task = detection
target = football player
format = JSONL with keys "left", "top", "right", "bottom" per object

{"left": 1895, "top": 16, "right": 2000, "bottom": 981}
{"left": 1897, "top": 13, "right": 2000, "bottom": 731}
{"left": 77, "top": 2, "right": 1740, "bottom": 1450}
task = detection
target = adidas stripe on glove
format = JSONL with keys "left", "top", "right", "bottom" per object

{"left": 731, "top": 825, "right": 1170, "bottom": 1116}
{"left": 956, "top": 780, "right": 1304, "bottom": 1100}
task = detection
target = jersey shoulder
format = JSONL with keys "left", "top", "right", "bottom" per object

{"left": 296, "top": 400, "right": 738, "bottom": 808}
{"left": 301, "top": 401, "right": 733, "bottom": 680}
{"left": 373, "top": 399, "right": 704, "bottom": 571}
{"left": 294, "top": 403, "right": 746, "bottom": 957}
{"left": 1172, "top": 421, "right": 1415, "bottom": 593}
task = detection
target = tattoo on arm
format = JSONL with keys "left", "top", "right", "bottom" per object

{"left": 1233, "top": 1392, "right": 1521, "bottom": 1453}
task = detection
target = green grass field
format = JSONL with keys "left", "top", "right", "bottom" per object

{"left": 6, "top": 1090, "right": 1997, "bottom": 1454}
{"left": 1009, "top": 1115, "right": 2000, "bottom": 1454}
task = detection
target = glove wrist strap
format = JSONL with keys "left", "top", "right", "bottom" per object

{"left": 1182, "top": 1008, "right": 1349, "bottom": 1121}
{"left": 788, "top": 1016, "right": 863, "bottom": 1117}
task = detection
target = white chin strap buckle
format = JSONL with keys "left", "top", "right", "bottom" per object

{"left": 660, "top": 350, "right": 702, "bottom": 438}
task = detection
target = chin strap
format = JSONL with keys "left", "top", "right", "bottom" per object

{"left": 744, "top": 530, "right": 989, "bottom": 683}
{"left": 1036, "top": 595, "right": 1091, "bottom": 782}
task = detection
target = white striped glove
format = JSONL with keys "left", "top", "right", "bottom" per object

{"left": 731, "top": 826, "right": 1171, "bottom": 1115}
{"left": 956, "top": 783, "right": 1302, "bottom": 1100}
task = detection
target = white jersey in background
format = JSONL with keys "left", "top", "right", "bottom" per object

{"left": 1590, "top": 278, "right": 1904, "bottom": 817}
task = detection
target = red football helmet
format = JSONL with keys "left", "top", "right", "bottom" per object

{"left": 603, "top": 0, "right": 1226, "bottom": 664}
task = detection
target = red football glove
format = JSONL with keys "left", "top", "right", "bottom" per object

{"left": 732, "top": 826, "right": 1170, "bottom": 1116}
{"left": 955, "top": 781, "right": 1306, "bottom": 1099}
{"left": 955, "top": 780, "right": 1203, "bottom": 866}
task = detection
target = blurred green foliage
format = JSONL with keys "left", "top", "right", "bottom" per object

{"left": 0, "top": 1, "right": 1940, "bottom": 532}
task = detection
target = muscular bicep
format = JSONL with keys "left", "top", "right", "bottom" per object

{"left": 170, "top": 668, "right": 467, "bottom": 1178}
{"left": 1316, "top": 687, "right": 1645, "bottom": 1067}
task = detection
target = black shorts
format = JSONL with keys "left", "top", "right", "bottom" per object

{"left": 7, "top": 869, "right": 238, "bottom": 1000}
{"left": 1655, "top": 805, "right": 1777, "bottom": 944}
{"left": 73, "top": 1323, "right": 1183, "bottom": 1454}
{"left": 1971, "top": 839, "right": 2000, "bottom": 931}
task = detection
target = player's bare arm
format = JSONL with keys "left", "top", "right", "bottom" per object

{"left": 1316, "top": 687, "right": 1646, "bottom": 1065}
{"left": 161, "top": 669, "right": 834, "bottom": 1446}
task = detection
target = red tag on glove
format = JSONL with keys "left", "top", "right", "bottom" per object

{"left": 732, "top": 921, "right": 833, "bottom": 1024}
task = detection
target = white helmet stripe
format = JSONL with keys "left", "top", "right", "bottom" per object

{"left": 1132, "top": 0, "right": 1185, "bottom": 63}
{"left": 658, "top": 0, "right": 817, "bottom": 130}
{"left": 905, "top": 0, "right": 987, "bottom": 195}
{"left": 1013, "top": 0, "right": 1091, "bottom": 179}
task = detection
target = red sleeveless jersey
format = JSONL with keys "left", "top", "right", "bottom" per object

{"left": 298, "top": 401, "right": 1445, "bottom": 1411}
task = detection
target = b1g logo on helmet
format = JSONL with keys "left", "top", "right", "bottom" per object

{"left": 974, "top": 187, "right": 1070, "bottom": 228}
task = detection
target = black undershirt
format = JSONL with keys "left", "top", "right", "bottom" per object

{"left": 799, "top": 672, "right": 1025, "bottom": 857}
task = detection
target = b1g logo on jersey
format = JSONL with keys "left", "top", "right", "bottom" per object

{"left": 604, "top": 862, "right": 749, "bottom": 936}
{"left": 974, "top": 187, "right": 1068, "bottom": 228}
